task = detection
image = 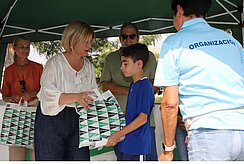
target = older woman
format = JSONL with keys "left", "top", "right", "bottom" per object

{"left": 34, "top": 21, "right": 98, "bottom": 160}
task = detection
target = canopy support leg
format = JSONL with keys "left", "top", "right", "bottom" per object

{"left": 0, "top": 0, "right": 18, "bottom": 37}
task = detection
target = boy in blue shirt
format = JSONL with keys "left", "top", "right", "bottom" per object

{"left": 106, "top": 43, "right": 155, "bottom": 161}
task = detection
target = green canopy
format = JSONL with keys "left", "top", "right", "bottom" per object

{"left": 0, "top": 0, "right": 243, "bottom": 82}
{"left": 1, "top": 0, "right": 243, "bottom": 42}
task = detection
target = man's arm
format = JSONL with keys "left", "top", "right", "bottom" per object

{"left": 158, "top": 85, "right": 179, "bottom": 161}
{"left": 148, "top": 52, "right": 159, "bottom": 93}
{"left": 106, "top": 113, "right": 148, "bottom": 146}
{"left": 101, "top": 81, "right": 128, "bottom": 95}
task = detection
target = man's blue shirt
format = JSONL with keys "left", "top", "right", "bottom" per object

{"left": 154, "top": 18, "right": 244, "bottom": 130}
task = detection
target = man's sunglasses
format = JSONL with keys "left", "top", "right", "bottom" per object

{"left": 120, "top": 34, "right": 138, "bottom": 40}
{"left": 19, "top": 80, "right": 27, "bottom": 93}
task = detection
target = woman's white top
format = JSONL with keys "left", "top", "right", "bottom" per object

{"left": 37, "top": 53, "right": 98, "bottom": 116}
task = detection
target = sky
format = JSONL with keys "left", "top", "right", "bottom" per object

{"left": 28, "top": 46, "right": 47, "bottom": 65}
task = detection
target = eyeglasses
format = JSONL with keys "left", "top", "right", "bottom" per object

{"left": 120, "top": 34, "right": 138, "bottom": 40}
{"left": 19, "top": 80, "right": 27, "bottom": 93}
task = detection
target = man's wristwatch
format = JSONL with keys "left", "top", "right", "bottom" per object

{"left": 163, "top": 143, "right": 175, "bottom": 151}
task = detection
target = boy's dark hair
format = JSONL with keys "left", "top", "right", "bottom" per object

{"left": 120, "top": 22, "right": 139, "bottom": 35}
{"left": 171, "top": 0, "right": 212, "bottom": 18}
{"left": 121, "top": 43, "right": 149, "bottom": 68}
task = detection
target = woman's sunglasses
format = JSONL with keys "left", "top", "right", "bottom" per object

{"left": 120, "top": 34, "right": 138, "bottom": 40}
{"left": 19, "top": 80, "right": 27, "bottom": 93}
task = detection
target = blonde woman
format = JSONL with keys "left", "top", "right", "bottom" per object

{"left": 34, "top": 21, "right": 98, "bottom": 160}
{"left": 1, "top": 35, "right": 43, "bottom": 160}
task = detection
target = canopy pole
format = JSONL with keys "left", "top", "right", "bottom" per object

{"left": 216, "top": 0, "right": 240, "bottom": 24}
{"left": 0, "top": 0, "right": 18, "bottom": 37}
{"left": 206, "top": 10, "right": 238, "bottom": 20}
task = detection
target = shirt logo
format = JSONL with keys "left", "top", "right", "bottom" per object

{"left": 189, "top": 39, "right": 235, "bottom": 50}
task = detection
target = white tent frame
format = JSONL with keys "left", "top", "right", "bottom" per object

{"left": 0, "top": 0, "right": 243, "bottom": 40}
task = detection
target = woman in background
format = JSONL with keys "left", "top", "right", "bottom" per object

{"left": 1, "top": 35, "right": 43, "bottom": 160}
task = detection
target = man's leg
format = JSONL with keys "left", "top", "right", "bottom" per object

{"left": 188, "top": 129, "right": 240, "bottom": 161}
{"left": 175, "top": 124, "right": 188, "bottom": 160}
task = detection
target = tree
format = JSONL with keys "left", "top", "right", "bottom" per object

{"left": 32, "top": 41, "right": 62, "bottom": 59}
{"left": 87, "top": 38, "right": 119, "bottom": 79}
{"left": 140, "top": 34, "right": 162, "bottom": 61}
{"left": 32, "top": 35, "right": 161, "bottom": 78}
{"left": 140, "top": 34, "right": 161, "bottom": 46}
{"left": 32, "top": 38, "right": 119, "bottom": 79}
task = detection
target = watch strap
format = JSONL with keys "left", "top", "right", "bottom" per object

{"left": 164, "top": 144, "right": 175, "bottom": 151}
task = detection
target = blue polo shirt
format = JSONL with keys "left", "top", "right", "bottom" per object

{"left": 118, "top": 77, "right": 154, "bottom": 155}
{"left": 154, "top": 18, "right": 244, "bottom": 130}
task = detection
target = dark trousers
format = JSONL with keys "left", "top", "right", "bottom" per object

{"left": 114, "top": 126, "right": 157, "bottom": 161}
{"left": 116, "top": 150, "right": 147, "bottom": 161}
{"left": 175, "top": 124, "right": 188, "bottom": 161}
{"left": 148, "top": 126, "right": 158, "bottom": 160}
{"left": 34, "top": 103, "right": 90, "bottom": 161}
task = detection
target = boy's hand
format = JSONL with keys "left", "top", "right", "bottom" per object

{"left": 106, "top": 132, "right": 121, "bottom": 147}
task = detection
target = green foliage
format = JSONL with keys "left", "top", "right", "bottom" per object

{"left": 88, "top": 38, "right": 119, "bottom": 78}
{"left": 31, "top": 35, "right": 159, "bottom": 79}
{"left": 32, "top": 41, "right": 61, "bottom": 59}
{"left": 154, "top": 52, "right": 160, "bottom": 62}
{"left": 140, "top": 34, "right": 161, "bottom": 46}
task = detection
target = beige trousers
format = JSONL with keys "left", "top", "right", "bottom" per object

{"left": 9, "top": 146, "right": 35, "bottom": 161}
